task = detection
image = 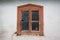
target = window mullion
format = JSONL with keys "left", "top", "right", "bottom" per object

{"left": 29, "top": 10, "right": 32, "bottom": 33}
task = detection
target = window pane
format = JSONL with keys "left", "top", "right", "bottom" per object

{"left": 22, "top": 11, "right": 29, "bottom": 30}
{"left": 22, "top": 22, "right": 29, "bottom": 30}
{"left": 22, "top": 11, "right": 29, "bottom": 21}
{"left": 32, "top": 22, "right": 39, "bottom": 31}
{"left": 32, "top": 10, "right": 39, "bottom": 21}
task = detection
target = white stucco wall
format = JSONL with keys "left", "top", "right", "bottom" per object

{"left": 0, "top": 0, "right": 60, "bottom": 40}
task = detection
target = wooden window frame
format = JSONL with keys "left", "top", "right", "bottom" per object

{"left": 16, "top": 4, "right": 44, "bottom": 36}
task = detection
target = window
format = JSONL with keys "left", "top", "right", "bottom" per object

{"left": 16, "top": 4, "right": 44, "bottom": 36}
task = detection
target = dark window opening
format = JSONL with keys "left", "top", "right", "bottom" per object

{"left": 22, "top": 11, "right": 29, "bottom": 31}
{"left": 32, "top": 10, "right": 39, "bottom": 21}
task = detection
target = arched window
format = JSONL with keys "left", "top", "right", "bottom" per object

{"left": 16, "top": 4, "right": 44, "bottom": 36}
